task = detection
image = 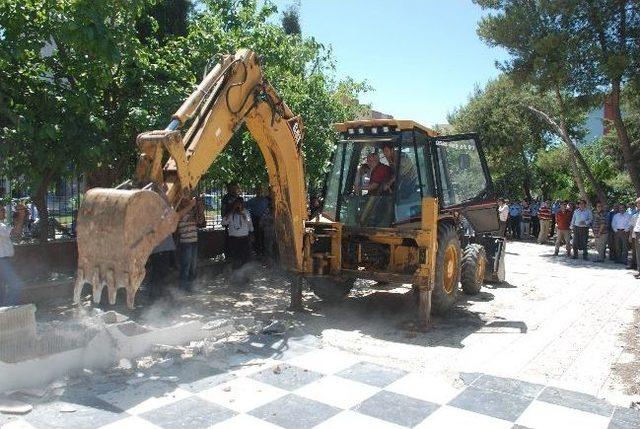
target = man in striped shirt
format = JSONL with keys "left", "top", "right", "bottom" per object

{"left": 178, "top": 199, "right": 199, "bottom": 292}
{"left": 592, "top": 201, "right": 609, "bottom": 262}
{"left": 537, "top": 200, "right": 552, "bottom": 244}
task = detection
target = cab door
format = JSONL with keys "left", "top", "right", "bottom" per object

{"left": 431, "top": 133, "right": 499, "bottom": 234}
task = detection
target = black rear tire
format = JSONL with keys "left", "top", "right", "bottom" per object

{"left": 308, "top": 277, "right": 354, "bottom": 302}
{"left": 461, "top": 244, "right": 486, "bottom": 295}
{"left": 432, "top": 223, "right": 462, "bottom": 315}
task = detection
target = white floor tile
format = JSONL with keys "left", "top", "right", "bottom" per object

{"left": 314, "top": 410, "right": 405, "bottom": 429}
{"left": 516, "top": 400, "right": 611, "bottom": 429}
{"left": 98, "top": 416, "right": 163, "bottom": 429}
{"left": 208, "top": 413, "right": 284, "bottom": 429}
{"left": 415, "top": 405, "right": 513, "bottom": 429}
{"left": 198, "top": 377, "right": 288, "bottom": 413}
{"left": 386, "top": 373, "right": 463, "bottom": 405}
{"left": 294, "top": 375, "right": 380, "bottom": 409}
{"left": 97, "top": 383, "right": 191, "bottom": 415}
{"left": 0, "top": 420, "right": 37, "bottom": 429}
{"left": 285, "top": 348, "right": 362, "bottom": 374}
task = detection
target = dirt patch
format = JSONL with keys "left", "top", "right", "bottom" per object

{"left": 612, "top": 308, "right": 640, "bottom": 396}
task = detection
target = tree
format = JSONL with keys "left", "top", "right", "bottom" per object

{"left": 449, "top": 76, "right": 551, "bottom": 199}
{"left": 0, "top": 0, "right": 193, "bottom": 239}
{"left": 0, "top": 0, "right": 367, "bottom": 240}
{"left": 574, "top": 1, "right": 640, "bottom": 195}
{"left": 281, "top": 2, "right": 301, "bottom": 36}
{"left": 475, "top": 0, "right": 609, "bottom": 205}
{"left": 186, "top": 0, "right": 368, "bottom": 190}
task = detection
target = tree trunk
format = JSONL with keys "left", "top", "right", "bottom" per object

{"left": 568, "top": 153, "right": 590, "bottom": 206}
{"left": 520, "top": 150, "right": 533, "bottom": 200}
{"left": 526, "top": 104, "right": 607, "bottom": 205}
{"left": 32, "top": 179, "right": 50, "bottom": 242}
{"left": 610, "top": 81, "right": 640, "bottom": 196}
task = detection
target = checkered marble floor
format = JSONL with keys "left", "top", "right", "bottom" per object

{"left": 1, "top": 335, "right": 639, "bottom": 429}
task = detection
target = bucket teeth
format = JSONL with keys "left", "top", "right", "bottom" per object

{"left": 74, "top": 188, "right": 179, "bottom": 309}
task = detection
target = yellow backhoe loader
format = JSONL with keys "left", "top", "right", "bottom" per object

{"left": 74, "top": 49, "right": 308, "bottom": 310}
{"left": 75, "top": 49, "right": 505, "bottom": 327}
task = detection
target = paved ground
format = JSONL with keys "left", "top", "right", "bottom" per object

{"left": 2, "top": 240, "right": 640, "bottom": 428}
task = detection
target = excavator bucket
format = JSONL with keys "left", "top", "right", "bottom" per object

{"left": 74, "top": 188, "right": 180, "bottom": 309}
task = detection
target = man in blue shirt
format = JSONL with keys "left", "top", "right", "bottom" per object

{"left": 508, "top": 201, "right": 522, "bottom": 239}
{"left": 530, "top": 200, "right": 540, "bottom": 239}
{"left": 246, "top": 186, "right": 270, "bottom": 257}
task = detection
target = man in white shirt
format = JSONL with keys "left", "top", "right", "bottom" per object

{"left": 0, "top": 204, "right": 25, "bottom": 305}
{"left": 632, "top": 198, "right": 640, "bottom": 278}
{"left": 611, "top": 204, "right": 631, "bottom": 264}
{"left": 570, "top": 199, "right": 593, "bottom": 260}
{"left": 498, "top": 198, "right": 509, "bottom": 237}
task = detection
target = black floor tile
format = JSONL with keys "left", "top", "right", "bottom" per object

{"left": 139, "top": 396, "right": 236, "bottom": 429}
{"left": 249, "top": 394, "right": 340, "bottom": 429}
{"left": 538, "top": 386, "right": 614, "bottom": 417}
{"left": 178, "top": 369, "right": 236, "bottom": 393}
{"left": 24, "top": 397, "right": 126, "bottom": 429}
{"left": 449, "top": 386, "right": 533, "bottom": 422}
{"left": 353, "top": 390, "right": 440, "bottom": 427}
{"left": 473, "top": 374, "right": 544, "bottom": 399}
{"left": 249, "top": 364, "right": 323, "bottom": 391}
{"left": 337, "top": 362, "right": 408, "bottom": 388}
{"left": 609, "top": 406, "right": 640, "bottom": 429}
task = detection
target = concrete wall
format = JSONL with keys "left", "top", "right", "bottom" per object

{"left": 13, "top": 240, "right": 78, "bottom": 280}
{"left": 12, "top": 229, "right": 226, "bottom": 282}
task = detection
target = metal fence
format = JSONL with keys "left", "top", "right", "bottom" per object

{"left": 1, "top": 177, "right": 83, "bottom": 240}
{"left": 1, "top": 177, "right": 255, "bottom": 239}
{"left": 197, "top": 186, "right": 255, "bottom": 229}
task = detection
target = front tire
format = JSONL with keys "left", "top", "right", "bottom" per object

{"left": 461, "top": 244, "right": 486, "bottom": 295}
{"left": 432, "top": 223, "right": 462, "bottom": 315}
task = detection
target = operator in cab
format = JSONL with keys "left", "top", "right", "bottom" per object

{"left": 366, "top": 152, "right": 392, "bottom": 196}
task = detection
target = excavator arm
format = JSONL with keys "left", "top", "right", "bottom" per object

{"left": 74, "top": 49, "right": 308, "bottom": 308}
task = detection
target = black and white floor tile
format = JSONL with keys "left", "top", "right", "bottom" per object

{"left": 1, "top": 335, "right": 639, "bottom": 429}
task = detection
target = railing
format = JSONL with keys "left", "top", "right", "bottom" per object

{"left": 2, "top": 177, "right": 82, "bottom": 241}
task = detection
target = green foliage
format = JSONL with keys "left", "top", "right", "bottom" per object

{"left": 534, "top": 140, "right": 635, "bottom": 204}
{"left": 448, "top": 75, "right": 551, "bottom": 199}
{"left": 0, "top": 0, "right": 367, "bottom": 206}
{"left": 190, "top": 0, "right": 368, "bottom": 190}
{"left": 474, "top": 0, "right": 640, "bottom": 195}
{"left": 281, "top": 2, "right": 301, "bottom": 36}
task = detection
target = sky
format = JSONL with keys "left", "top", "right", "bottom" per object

{"left": 274, "top": 0, "right": 509, "bottom": 127}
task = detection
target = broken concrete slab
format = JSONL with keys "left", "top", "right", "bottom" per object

{"left": 0, "top": 305, "right": 228, "bottom": 393}
{"left": 0, "top": 396, "right": 33, "bottom": 415}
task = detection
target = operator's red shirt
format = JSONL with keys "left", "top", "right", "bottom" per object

{"left": 556, "top": 210, "right": 572, "bottom": 230}
{"left": 370, "top": 163, "right": 392, "bottom": 185}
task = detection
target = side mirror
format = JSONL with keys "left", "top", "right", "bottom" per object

{"left": 458, "top": 153, "right": 471, "bottom": 170}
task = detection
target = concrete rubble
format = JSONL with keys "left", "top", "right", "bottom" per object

{"left": 0, "top": 304, "right": 245, "bottom": 393}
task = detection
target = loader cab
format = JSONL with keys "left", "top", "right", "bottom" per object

{"left": 323, "top": 120, "right": 497, "bottom": 233}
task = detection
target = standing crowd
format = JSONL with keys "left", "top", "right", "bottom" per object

{"left": 146, "top": 182, "right": 280, "bottom": 302}
{"left": 498, "top": 197, "right": 640, "bottom": 278}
